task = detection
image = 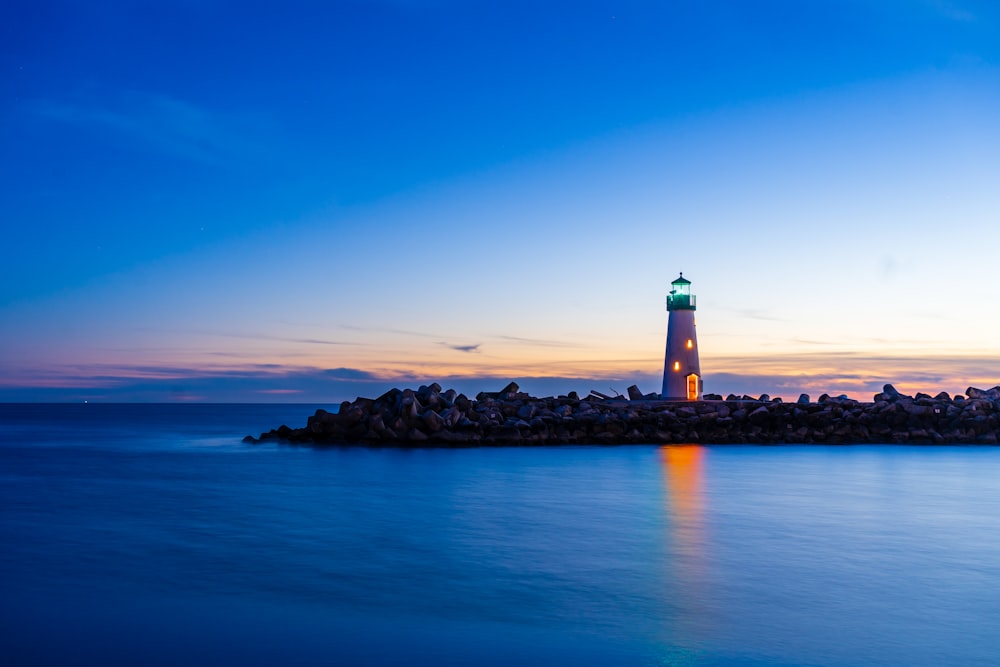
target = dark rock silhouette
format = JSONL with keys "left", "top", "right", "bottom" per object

{"left": 244, "top": 382, "right": 1000, "bottom": 446}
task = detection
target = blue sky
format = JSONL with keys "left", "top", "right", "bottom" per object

{"left": 2, "top": 0, "right": 999, "bottom": 402}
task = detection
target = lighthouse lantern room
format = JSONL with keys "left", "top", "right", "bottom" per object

{"left": 661, "top": 273, "right": 702, "bottom": 400}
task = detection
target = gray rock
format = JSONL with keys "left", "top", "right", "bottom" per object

{"left": 517, "top": 404, "right": 536, "bottom": 421}
{"left": 422, "top": 409, "right": 444, "bottom": 433}
{"left": 441, "top": 406, "right": 463, "bottom": 428}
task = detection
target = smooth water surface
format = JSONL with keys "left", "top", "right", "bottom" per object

{"left": 2, "top": 404, "right": 1000, "bottom": 666}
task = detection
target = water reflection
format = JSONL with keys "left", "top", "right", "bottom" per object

{"left": 660, "top": 445, "right": 710, "bottom": 661}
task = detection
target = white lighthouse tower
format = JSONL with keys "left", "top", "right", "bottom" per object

{"left": 661, "top": 273, "right": 702, "bottom": 400}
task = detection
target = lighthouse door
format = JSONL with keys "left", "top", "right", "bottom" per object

{"left": 686, "top": 374, "right": 699, "bottom": 401}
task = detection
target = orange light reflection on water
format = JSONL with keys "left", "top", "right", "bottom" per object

{"left": 659, "top": 444, "right": 710, "bottom": 645}
{"left": 661, "top": 445, "right": 705, "bottom": 537}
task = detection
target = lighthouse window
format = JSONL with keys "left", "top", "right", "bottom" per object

{"left": 686, "top": 339, "right": 693, "bottom": 349}
{"left": 673, "top": 361, "right": 680, "bottom": 371}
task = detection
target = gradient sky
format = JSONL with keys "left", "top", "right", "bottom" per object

{"left": 2, "top": 0, "right": 999, "bottom": 402}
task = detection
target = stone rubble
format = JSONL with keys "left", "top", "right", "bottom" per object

{"left": 245, "top": 383, "right": 1000, "bottom": 446}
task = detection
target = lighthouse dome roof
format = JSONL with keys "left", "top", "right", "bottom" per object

{"left": 671, "top": 273, "right": 691, "bottom": 285}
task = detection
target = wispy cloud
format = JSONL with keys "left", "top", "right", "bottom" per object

{"left": 321, "top": 368, "right": 381, "bottom": 381}
{"left": 131, "top": 327, "right": 357, "bottom": 347}
{"left": 439, "top": 342, "right": 481, "bottom": 353}
{"left": 494, "top": 335, "right": 580, "bottom": 348}
{"left": 791, "top": 338, "right": 837, "bottom": 346}
{"left": 209, "top": 331, "right": 356, "bottom": 346}
{"left": 737, "top": 309, "right": 787, "bottom": 322}
{"left": 4, "top": 350, "right": 1000, "bottom": 403}
{"left": 337, "top": 324, "right": 442, "bottom": 338}
{"left": 29, "top": 91, "right": 268, "bottom": 165}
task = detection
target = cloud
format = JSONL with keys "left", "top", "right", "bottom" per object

{"left": 321, "top": 368, "right": 381, "bottom": 381}
{"left": 3, "top": 350, "right": 1000, "bottom": 403}
{"left": 205, "top": 331, "right": 356, "bottom": 346}
{"left": 737, "top": 309, "right": 787, "bottom": 322}
{"left": 494, "top": 335, "right": 579, "bottom": 348}
{"left": 791, "top": 338, "right": 837, "bottom": 346}
{"left": 30, "top": 91, "right": 267, "bottom": 165}
{"left": 439, "top": 342, "right": 481, "bottom": 353}
{"left": 338, "top": 324, "right": 441, "bottom": 338}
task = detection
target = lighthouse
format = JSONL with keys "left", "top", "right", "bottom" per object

{"left": 661, "top": 273, "right": 702, "bottom": 400}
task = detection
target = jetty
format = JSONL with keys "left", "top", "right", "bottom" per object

{"left": 245, "top": 382, "right": 1000, "bottom": 446}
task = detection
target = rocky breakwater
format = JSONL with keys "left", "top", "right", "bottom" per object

{"left": 245, "top": 383, "right": 1000, "bottom": 446}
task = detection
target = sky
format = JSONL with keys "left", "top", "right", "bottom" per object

{"left": 2, "top": 0, "right": 999, "bottom": 402}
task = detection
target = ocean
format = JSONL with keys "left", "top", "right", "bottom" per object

{"left": 2, "top": 403, "right": 999, "bottom": 666}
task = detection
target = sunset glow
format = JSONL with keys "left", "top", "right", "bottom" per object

{"left": 2, "top": 1, "right": 998, "bottom": 402}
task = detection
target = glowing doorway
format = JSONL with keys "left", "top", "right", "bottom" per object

{"left": 686, "top": 373, "right": 699, "bottom": 400}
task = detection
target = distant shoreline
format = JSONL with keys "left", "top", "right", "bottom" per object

{"left": 245, "top": 382, "right": 1000, "bottom": 446}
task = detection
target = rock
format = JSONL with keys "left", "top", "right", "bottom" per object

{"left": 401, "top": 390, "right": 421, "bottom": 419}
{"left": 249, "top": 381, "right": 996, "bottom": 447}
{"left": 627, "top": 385, "right": 644, "bottom": 401}
{"left": 341, "top": 405, "right": 365, "bottom": 426}
{"left": 437, "top": 429, "right": 473, "bottom": 443}
{"left": 441, "top": 406, "right": 463, "bottom": 428}
{"left": 553, "top": 404, "right": 574, "bottom": 418}
{"left": 902, "top": 403, "right": 933, "bottom": 417}
{"left": 703, "top": 393, "right": 723, "bottom": 400}
{"left": 421, "top": 409, "right": 444, "bottom": 433}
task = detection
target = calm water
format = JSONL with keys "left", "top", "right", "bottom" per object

{"left": 2, "top": 404, "right": 1000, "bottom": 666}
